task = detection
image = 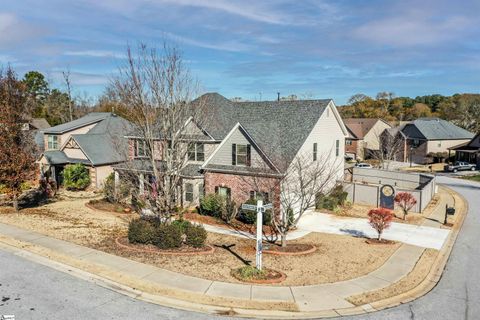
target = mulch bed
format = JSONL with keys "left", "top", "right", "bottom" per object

{"left": 115, "top": 236, "right": 215, "bottom": 255}
{"left": 182, "top": 212, "right": 277, "bottom": 236}
{"left": 263, "top": 243, "right": 317, "bottom": 255}
{"left": 365, "top": 239, "right": 396, "bottom": 245}
{"left": 86, "top": 199, "right": 133, "bottom": 214}
{"left": 231, "top": 267, "right": 286, "bottom": 284}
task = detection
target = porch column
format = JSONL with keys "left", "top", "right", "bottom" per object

{"left": 114, "top": 171, "right": 120, "bottom": 196}
{"left": 139, "top": 173, "right": 145, "bottom": 195}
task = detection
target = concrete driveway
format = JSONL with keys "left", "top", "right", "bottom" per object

{"left": 297, "top": 212, "right": 450, "bottom": 249}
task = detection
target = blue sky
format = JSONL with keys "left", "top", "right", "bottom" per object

{"left": 1, "top": 0, "right": 479, "bottom": 104}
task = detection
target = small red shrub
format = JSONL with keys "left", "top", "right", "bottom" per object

{"left": 368, "top": 208, "right": 394, "bottom": 241}
{"left": 394, "top": 192, "right": 417, "bottom": 220}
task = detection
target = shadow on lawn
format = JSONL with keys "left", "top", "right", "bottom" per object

{"left": 339, "top": 228, "right": 369, "bottom": 238}
{"left": 215, "top": 244, "right": 251, "bottom": 266}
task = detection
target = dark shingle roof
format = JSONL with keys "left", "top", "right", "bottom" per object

{"left": 70, "top": 115, "right": 133, "bottom": 166}
{"left": 403, "top": 118, "right": 474, "bottom": 140}
{"left": 43, "top": 150, "right": 91, "bottom": 165}
{"left": 30, "top": 118, "right": 50, "bottom": 130}
{"left": 43, "top": 113, "right": 111, "bottom": 134}
{"left": 195, "top": 93, "right": 332, "bottom": 171}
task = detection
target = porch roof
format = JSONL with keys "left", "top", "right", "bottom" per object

{"left": 42, "top": 150, "right": 92, "bottom": 165}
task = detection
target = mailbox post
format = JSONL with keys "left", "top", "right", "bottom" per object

{"left": 444, "top": 204, "right": 456, "bottom": 225}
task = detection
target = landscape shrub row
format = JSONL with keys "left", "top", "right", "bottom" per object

{"left": 128, "top": 218, "right": 207, "bottom": 249}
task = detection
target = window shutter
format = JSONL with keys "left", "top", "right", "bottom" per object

{"left": 246, "top": 144, "right": 251, "bottom": 166}
{"left": 215, "top": 186, "right": 219, "bottom": 194}
{"left": 227, "top": 188, "right": 231, "bottom": 199}
{"left": 232, "top": 144, "right": 237, "bottom": 165}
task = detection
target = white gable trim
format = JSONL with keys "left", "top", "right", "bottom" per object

{"left": 180, "top": 116, "right": 215, "bottom": 141}
{"left": 62, "top": 135, "right": 92, "bottom": 164}
{"left": 328, "top": 100, "right": 349, "bottom": 137}
{"left": 201, "top": 122, "right": 280, "bottom": 173}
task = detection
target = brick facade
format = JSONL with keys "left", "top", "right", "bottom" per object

{"left": 345, "top": 139, "right": 359, "bottom": 158}
{"left": 204, "top": 171, "right": 281, "bottom": 210}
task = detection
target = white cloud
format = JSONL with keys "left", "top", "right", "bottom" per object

{"left": 0, "top": 12, "right": 46, "bottom": 48}
{"left": 353, "top": 11, "right": 473, "bottom": 46}
{"left": 64, "top": 50, "right": 124, "bottom": 59}
{"left": 163, "top": 31, "right": 252, "bottom": 52}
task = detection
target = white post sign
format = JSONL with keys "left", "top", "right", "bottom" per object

{"left": 242, "top": 200, "right": 273, "bottom": 271}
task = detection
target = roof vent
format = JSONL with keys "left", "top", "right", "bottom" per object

{"left": 277, "top": 92, "right": 280, "bottom": 101}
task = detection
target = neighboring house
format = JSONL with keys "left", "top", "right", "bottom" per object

{"left": 398, "top": 118, "right": 474, "bottom": 164}
{"left": 343, "top": 118, "right": 392, "bottom": 160}
{"left": 22, "top": 117, "right": 51, "bottom": 154}
{"left": 38, "top": 113, "right": 132, "bottom": 188}
{"left": 449, "top": 133, "right": 480, "bottom": 168}
{"left": 115, "top": 93, "right": 348, "bottom": 210}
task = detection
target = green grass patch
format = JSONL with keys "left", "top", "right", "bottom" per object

{"left": 461, "top": 174, "right": 480, "bottom": 182}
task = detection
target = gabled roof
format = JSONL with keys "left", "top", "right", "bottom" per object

{"left": 403, "top": 118, "right": 474, "bottom": 140}
{"left": 69, "top": 115, "right": 133, "bottom": 166}
{"left": 343, "top": 118, "right": 390, "bottom": 139}
{"left": 43, "top": 112, "right": 112, "bottom": 134}
{"left": 194, "top": 93, "right": 334, "bottom": 171}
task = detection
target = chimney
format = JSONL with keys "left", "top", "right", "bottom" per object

{"left": 277, "top": 92, "right": 280, "bottom": 101}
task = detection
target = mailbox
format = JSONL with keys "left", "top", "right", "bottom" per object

{"left": 446, "top": 207, "right": 456, "bottom": 215}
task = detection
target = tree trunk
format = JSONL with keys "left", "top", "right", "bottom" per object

{"left": 403, "top": 210, "right": 407, "bottom": 220}
{"left": 13, "top": 195, "right": 19, "bottom": 212}
{"left": 378, "top": 232, "right": 382, "bottom": 241}
{"left": 281, "top": 234, "right": 287, "bottom": 247}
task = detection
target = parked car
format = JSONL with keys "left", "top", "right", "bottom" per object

{"left": 444, "top": 161, "right": 477, "bottom": 173}
{"left": 354, "top": 163, "right": 373, "bottom": 168}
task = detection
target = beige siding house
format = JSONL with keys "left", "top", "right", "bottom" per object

{"left": 343, "top": 118, "right": 392, "bottom": 160}
{"left": 38, "top": 113, "right": 132, "bottom": 189}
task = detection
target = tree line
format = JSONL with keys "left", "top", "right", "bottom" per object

{"left": 339, "top": 92, "right": 480, "bottom": 133}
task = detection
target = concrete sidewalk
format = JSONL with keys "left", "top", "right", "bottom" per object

{"left": 0, "top": 221, "right": 426, "bottom": 314}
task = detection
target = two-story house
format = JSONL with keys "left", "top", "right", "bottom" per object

{"left": 343, "top": 118, "right": 392, "bottom": 160}
{"left": 38, "top": 112, "right": 132, "bottom": 188}
{"left": 116, "top": 93, "right": 348, "bottom": 210}
{"left": 396, "top": 118, "right": 474, "bottom": 164}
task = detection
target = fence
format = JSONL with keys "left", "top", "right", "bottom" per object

{"left": 343, "top": 168, "right": 436, "bottom": 213}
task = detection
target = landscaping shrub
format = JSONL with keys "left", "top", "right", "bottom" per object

{"left": 222, "top": 199, "right": 237, "bottom": 223}
{"left": 234, "top": 265, "right": 267, "bottom": 280}
{"left": 184, "top": 224, "right": 207, "bottom": 248}
{"left": 152, "top": 224, "right": 183, "bottom": 249}
{"left": 199, "top": 193, "right": 225, "bottom": 218}
{"left": 62, "top": 164, "right": 90, "bottom": 190}
{"left": 315, "top": 185, "right": 348, "bottom": 211}
{"left": 103, "top": 173, "right": 130, "bottom": 203}
{"left": 368, "top": 208, "right": 394, "bottom": 241}
{"left": 394, "top": 192, "right": 417, "bottom": 220}
{"left": 171, "top": 219, "right": 192, "bottom": 234}
{"left": 128, "top": 218, "right": 155, "bottom": 244}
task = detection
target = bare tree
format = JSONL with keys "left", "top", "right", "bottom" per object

{"left": 239, "top": 150, "right": 343, "bottom": 247}
{"left": 62, "top": 69, "right": 74, "bottom": 122}
{"left": 110, "top": 43, "right": 205, "bottom": 222}
{"left": 370, "top": 128, "right": 406, "bottom": 169}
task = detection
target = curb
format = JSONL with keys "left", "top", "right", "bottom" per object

{"left": 0, "top": 185, "right": 466, "bottom": 319}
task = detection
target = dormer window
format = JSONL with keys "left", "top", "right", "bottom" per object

{"left": 232, "top": 143, "right": 251, "bottom": 166}
{"left": 188, "top": 143, "right": 205, "bottom": 162}
{"left": 134, "top": 139, "right": 147, "bottom": 157}
{"left": 47, "top": 135, "right": 59, "bottom": 150}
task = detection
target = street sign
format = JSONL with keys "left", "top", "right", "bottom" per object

{"left": 240, "top": 201, "right": 273, "bottom": 271}
{"left": 241, "top": 204, "right": 258, "bottom": 211}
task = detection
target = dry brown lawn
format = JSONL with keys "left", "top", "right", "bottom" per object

{"left": 347, "top": 249, "right": 438, "bottom": 306}
{"left": 0, "top": 198, "right": 400, "bottom": 286}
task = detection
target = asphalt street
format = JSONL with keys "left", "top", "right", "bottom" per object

{"left": 0, "top": 176, "right": 478, "bottom": 320}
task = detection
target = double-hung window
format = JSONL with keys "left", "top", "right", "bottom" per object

{"left": 188, "top": 143, "right": 205, "bottom": 161}
{"left": 185, "top": 183, "right": 194, "bottom": 202}
{"left": 232, "top": 144, "right": 251, "bottom": 166}
{"left": 47, "top": 135, "right": 59, "bottom": 150}
{"left": 134, "top": 140, "right": 147, "bottom": 157}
